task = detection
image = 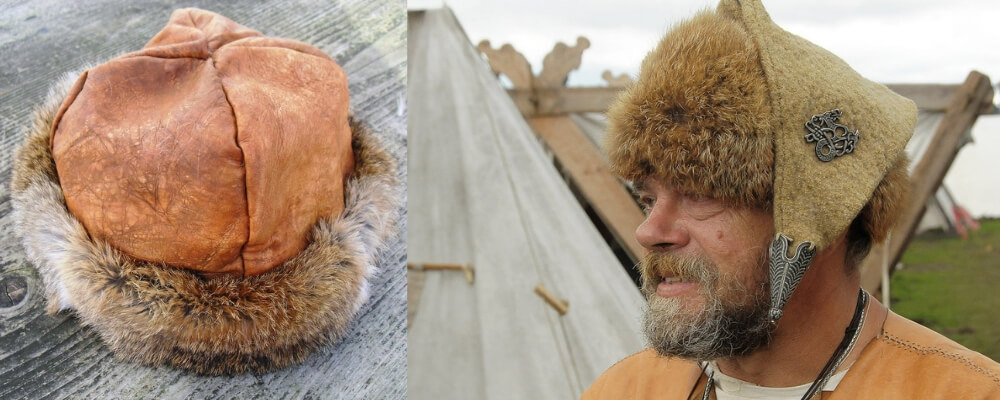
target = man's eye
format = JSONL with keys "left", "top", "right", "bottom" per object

{"left": 686, "top": 196, "right": 724, "bottom": 219}
{"left": 639, "top": 196, "right": 654, "bottom": 211}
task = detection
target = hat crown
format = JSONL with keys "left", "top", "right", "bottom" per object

{"left": 50, "top": 8, "right": 355, "bottom": 277}
{"left": 143, "top": 8, "right": 262, "bottom": 57}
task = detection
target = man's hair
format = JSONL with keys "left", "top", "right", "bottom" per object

{"left": 845, "top": 215, "right": 873, "bottom": 270}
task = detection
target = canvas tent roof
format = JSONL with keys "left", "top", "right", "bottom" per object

{"left": 407, "top": 7, "right": 644, "bottom": 400}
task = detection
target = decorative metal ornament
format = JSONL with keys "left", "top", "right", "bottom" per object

{"left": 804, "top": 109, "right": 860, "bottom": 162}
{"left": 768, "top": 234, "right": 817, "bottom": 324}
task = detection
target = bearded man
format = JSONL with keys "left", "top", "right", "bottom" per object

{"left": 583, "top": 0, "right": 1000, "bottom": 398}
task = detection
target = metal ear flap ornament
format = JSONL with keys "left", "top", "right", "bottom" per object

{"left": 804, "top": 109, "right": 860, "bottom": 162}
{"left": 768, "top": 234, "right": 817, "bottom": 324}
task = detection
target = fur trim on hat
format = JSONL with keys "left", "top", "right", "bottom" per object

{"left": 860, "top": 154, "right": 909, "bottom": 245}
{"left": 605, "top": 10, "right": 774, "bottom": 209}
{"left": 11, "top": 71, "right": 400, "bottom": 375}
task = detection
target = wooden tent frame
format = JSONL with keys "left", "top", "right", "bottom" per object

{"left": 478, "top": 38, "right": 646, "bottom": 265}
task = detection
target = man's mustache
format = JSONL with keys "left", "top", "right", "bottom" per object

{"left": 639, "top": 253, "right": 715, "bottom": 291}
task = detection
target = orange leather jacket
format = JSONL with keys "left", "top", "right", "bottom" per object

{"left": 583, "top": 307, "right": 1000, "bottom": 399}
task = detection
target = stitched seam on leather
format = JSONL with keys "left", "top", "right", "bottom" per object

{"left": 186, "top": 10, "right": 199, "bottom": 33}
{"left": 49, "top": 70, "right": 96, "bottom": 243}
{"left": 879, "top": 333, "right": 1000, "bottom": 386}
{"left": 116, "top": 44, "right": 325, "bottom": 62}
{"left": 211, "top": 55, "right": 250, "bottom": 278}
{"left": 120, "top": 53, "right": 210, "bottom": 61}
{"left": 223, "top": 43, "right": 332, "bottom": 62}
{"left": 49, "top": 70, "right": 89, "bottom": 154}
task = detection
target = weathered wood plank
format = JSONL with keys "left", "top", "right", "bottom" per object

{"left": 0, "top": 1, "right": 407, "bottom": 398}
{"left": 507, "top": 87, "right": 621, "bottom": 116}
{"left": 860, "top": 71, "right": 994, "bottom": 293}
{"left": 885, "top": 84, "right": 960, "bottom": 112}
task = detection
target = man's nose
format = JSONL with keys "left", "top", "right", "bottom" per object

{"left": 635, "top": 199, "right": 689, "bottom": 251}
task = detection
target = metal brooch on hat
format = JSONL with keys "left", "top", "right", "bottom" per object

{"left": 804, "top": 109, "right": 860, "bottom": 162}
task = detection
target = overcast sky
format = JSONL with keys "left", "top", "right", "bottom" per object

{"left": 409, "top": 0, "right": 1000, "bottom": 87}
{"left": 407, "top": 0, "right": 1000, "bottom": 217}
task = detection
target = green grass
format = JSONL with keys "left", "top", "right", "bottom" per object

{"left": 890, "top": 218, "right": 1000, "bottom": 361}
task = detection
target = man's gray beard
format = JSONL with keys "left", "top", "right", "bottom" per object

{"left": 641, "top": 253, "right": 773, "bottom": 360}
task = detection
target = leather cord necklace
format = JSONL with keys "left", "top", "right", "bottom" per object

{"left": 698, "top": 289, "right": 869, "bottom": 400}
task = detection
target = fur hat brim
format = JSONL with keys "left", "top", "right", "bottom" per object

{"left": 10, "top": 71, "right": 401, "bottom": 375}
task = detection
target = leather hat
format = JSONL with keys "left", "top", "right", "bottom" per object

{"left": 11, "top": 8, "right": 400, "bottom": 374}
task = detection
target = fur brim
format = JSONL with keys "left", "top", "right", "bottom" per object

{"left": 605, "top": 10, "right": 774, "bottom": 209}
{"left": 10, "top": 71, "right": 401, "bottom": 375}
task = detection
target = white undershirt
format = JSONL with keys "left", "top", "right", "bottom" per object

{"left": 704, "top": 361, "right": 851, "bottom": 400}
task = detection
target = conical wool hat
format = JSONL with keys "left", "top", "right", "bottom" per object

{"left": 718, "top": 0, "right": 916, "bottom": 254}
{"left": 721, "top": 0, "right": 916, "bottom": 321}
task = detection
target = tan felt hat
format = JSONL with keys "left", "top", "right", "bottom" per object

{"left": 11, "top": 8, "right": 400, "bottom": 374}
{"left": 606, "top": 0, "right": 916, "bottom": 322}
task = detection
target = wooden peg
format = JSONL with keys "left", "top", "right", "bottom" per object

{"left": 407, "top": 262, "right": 475, "bottom": 284}
{"left": 534, "top": 284, "right": 569, "bottom": 315}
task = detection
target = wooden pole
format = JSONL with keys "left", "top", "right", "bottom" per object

{"left": 860, "top": 71, "right": 994, "bottom": 293}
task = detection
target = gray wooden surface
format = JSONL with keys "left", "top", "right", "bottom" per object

{"left": 407, "top": 8, "right": 644, "bottom": 400}
{"left": 0, "top": 1, "right": 407, "bottom": 398}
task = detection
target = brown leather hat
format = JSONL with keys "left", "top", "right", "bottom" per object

{"left": 11, "top": 8, "right": 400, "bottom": 375}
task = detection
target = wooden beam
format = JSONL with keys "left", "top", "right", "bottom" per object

{"left": 508, "top": 84, "right": 990, "bottom": 117}
{"left": 529, "top": 116, "right": 646, "bottom": 264}
{"left": 508, "top": 87, "right": 621, "bottom": 116}
{"left": 860, "top": 71, "right": 994, "bottom": 293}
{"left": 885, "top": 84, "right": 960, "bottom": 112}
{"left": 885, "top": 83, "right": 996, "bottom": 114}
